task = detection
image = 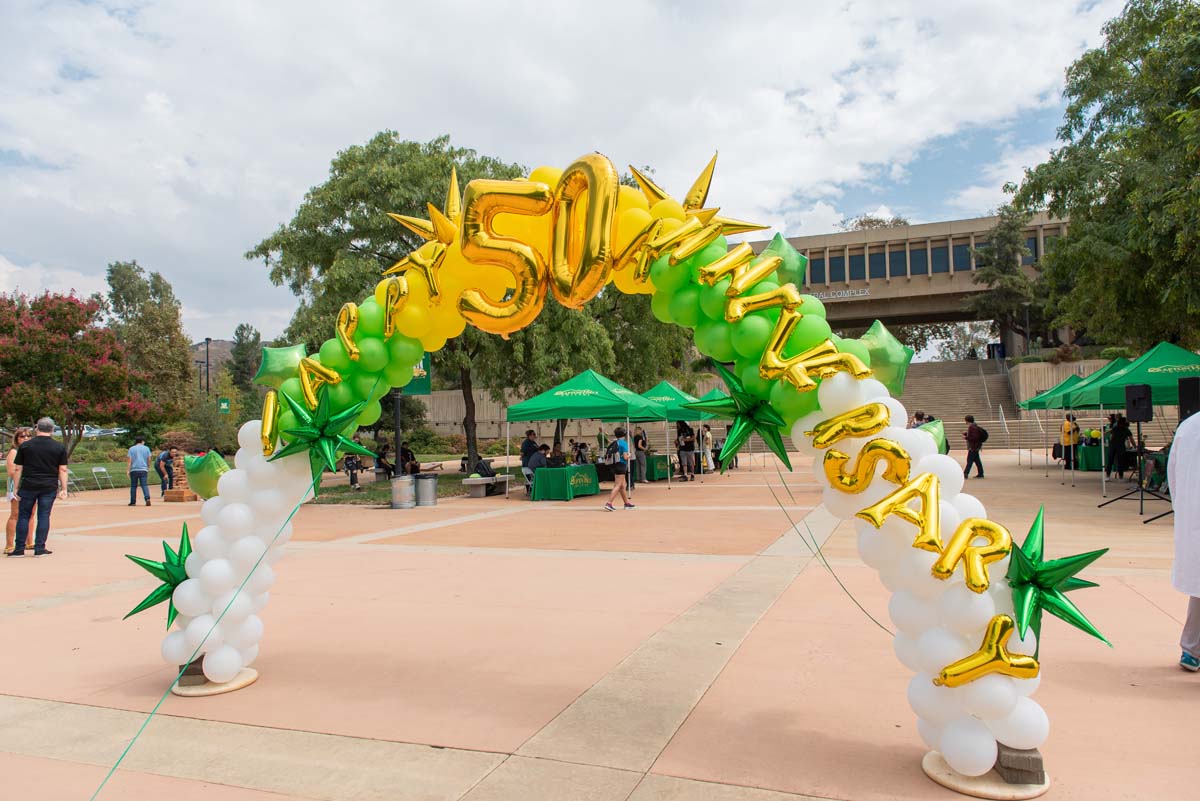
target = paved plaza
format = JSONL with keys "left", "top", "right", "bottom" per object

{"left": 1, "top": 451, "right": 1191, "bottom": 801}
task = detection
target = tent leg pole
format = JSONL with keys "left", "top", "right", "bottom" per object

{"left": 505, "top": 421, "right": 510, "bottom": 498}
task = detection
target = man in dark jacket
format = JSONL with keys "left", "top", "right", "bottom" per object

{"left": 527, "top": 444, "right": 550, "bottom": 472}
{"left": 962, "top": 415, "right": 984, "bottom": 479}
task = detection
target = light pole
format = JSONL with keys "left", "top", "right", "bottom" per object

{"left": 1021, "top": 302, "right": 1032, "bottom": 356}
{"left": 194, "top": 359, "right": 206, "bottom": 392}
{"left": 204, "top": 337, "right": 212, "bottom": 395}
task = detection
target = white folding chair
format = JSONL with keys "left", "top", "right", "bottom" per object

{"left": 92, "top": 466, "right": 115, "bottom": 490}
{"left": 66, "top": 468, "right": 83, "bottom": 495}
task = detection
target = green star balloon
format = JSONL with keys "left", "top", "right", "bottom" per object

{"left": 859, "top": 320, "right": 914, "bottom": 397}
{"left": 124, "top": 523, "right": 193, "bottom": 628}
{"left": 183, "top": 451, "right": 230, "bottom": 500}
{"left": 919, "top": 419, "right": 949, "bottom": 455}
{"left": 269, "top": 385, "right": 377, "bottom": 496}
{"left": 683, "top": 361, "right": 792, "bottom": 472}
{"left": 1006, "top": 505, "right": 1110, "bottom": 653}
{"left": 253, "top": 343, "right": 308, "bottom": 389}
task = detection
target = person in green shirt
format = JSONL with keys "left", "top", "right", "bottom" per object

{"left": 596, "top": 427, "right": 608, "bottom": 453}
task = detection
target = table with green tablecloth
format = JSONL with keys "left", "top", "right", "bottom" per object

{"left": 645, "top": 453, "right": 673, "bottom": 481}
{"left": 1076, "top": 444, "right": 1104, "bottom": 472}
{"left": 532, "top": 464, "right": 600, "bottom": 501}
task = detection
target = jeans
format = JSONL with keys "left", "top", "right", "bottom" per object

{"left": 156, "top": 465, "right": 174, "bottom": 495}
{"left": 130, "top": 471, "right": 150, "bottom": 503}
{"left": 15, "top": 489, "right": 57, "bottom": 553}
{"left": 964, "top": 449, "right": 984, "bottom": 477}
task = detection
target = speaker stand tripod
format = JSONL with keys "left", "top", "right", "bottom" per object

{"left": 1097, "top": 422, "right": 1170, "bottom": 519}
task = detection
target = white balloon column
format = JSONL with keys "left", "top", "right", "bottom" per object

{"left": 791, "top": 374, "right": 1048, "bottom": 778}
{"left": 158, "top": 421, "right": 313, "bottom": 684}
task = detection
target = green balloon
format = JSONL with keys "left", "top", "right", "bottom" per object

{"left": 356, "top": 336, "right": 388, "bottom": 372}
{"left": 384, "top": 359, "right": 414, "bottom": 388}
{"left": 859, "top": 320, "right": 915, "bottom": 397}
{"left": 738, "top": 360, "right": 772, "bottom": 399}
{"left": 799, "top": 294, "right": 826, "bottom": 319}
{"left": 279, "top": 377, "right": 303, "bottom": 406}
{"left": 356, "top": 399, "right": 382, "bottom": 427}
{"left": 730, "top": 314, "right": 772, "bottom": 359}
{"left": 700, "top": 278, "right": 731, "bottom": 320}
{"left": 651, "top": 290, "right": 675, "bottom": 324}
{"left": 688, "top": 241, "right": 729, "bottom": 283}
{"left": 371, "top": 379, "right": 392, "bottom": 401}
{"left": 387, "top": 333, "right": 423, "bottom": 366}
{"left": 327, "top": 379, "right": 357, "bottom": 411}
{"left": 747, "top": 280, "right": 781, "bottom": 322}
{"left": 669, "top": 285, "right": 702, "bottom": 328}
{"left": 318, "top": 338, "right": 352, "bottom": 372}
{"left": 353, "top": 370, "right": 381, "bottom": 400}
{"left": 183, "top": 452, "right": 230, "bottom": 500}
{"left": 782, "top": 314, "right": 833, "bottom": 358}
{"left": 357, "top": 299, "right": 386, "bottom": 337}
{"left": 253, "top": 343, "right": 307, "bottom": 389}
{"left": 649, "top": 256, "right": 689, "bottom": 294}
{"left": 695, "top": 320, "right": 733, "bottom": 362}
{"left": 277, "top": 409, "right": 298, "bottom": 435}
{"left": 838, "top": 337, "right": 872, "bottom": 368}
{"left": 769, "top": 379, "right": 819, "bottom": 421}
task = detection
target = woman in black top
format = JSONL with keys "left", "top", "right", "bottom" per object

{"left": 1106, "top": 415, "right": 1132, "bottom": 479}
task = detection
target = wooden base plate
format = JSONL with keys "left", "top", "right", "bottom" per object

{"left": 922, "top": 751, "right": 1050, "bottom": 800}
{"left": 170, "top": 668, "right": 258, "bottom": 697}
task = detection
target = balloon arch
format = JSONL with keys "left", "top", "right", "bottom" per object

{"left": 126, "top": 153, "right": 1107, "bottom": 793}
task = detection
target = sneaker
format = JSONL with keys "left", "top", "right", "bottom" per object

{"left": 963, "top": 473, "right": 970, "bottom": 479}
{"left": 976, "top": 475, "right": 984, "bottom": 479}
{"left": 6, "top": 550, "right": 25, "bottom": 558}
{"left": 33, "top": 549, "right": 52, "bottom": 557}
{"left": 145, "top": 500, "right": 151, "bottom": 506}
{"left": 604, "top": 503, "right": 616, "bottom": 512}
{"left": 128, "top": 503, "right": 136, "bottom": 507}
{"left": 624, "top": 503, "right": 636, "bottom": 509}
{"left": 1182, "top": 652, "right": 1200, "bottom": 671}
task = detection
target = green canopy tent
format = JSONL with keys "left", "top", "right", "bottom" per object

{"left": 505, "top": 370, "right": 665, "bottom": 496}
{"left": 1054, "top": 357, "right": 1132, "bottom": 409}
{"left": 1068, "top": 343, "right": 1200, "bottom": 408}
{"left": 1019, "top": 374, "right": 1084, "bottom": 410}
{"left": 633, "top": 382, "right": 710, "bottom": 481}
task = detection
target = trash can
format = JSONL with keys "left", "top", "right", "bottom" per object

{"left": 414, "top": 473, "right": 439, "bottom": 507}
{"left": 390, "top": 475, "right": 415, "bottom": 509}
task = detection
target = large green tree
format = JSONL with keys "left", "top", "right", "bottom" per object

{"left": 1011, "top": 0, "right": 1200, "bottom": 347}
{"left": 966, "top": 203, "right": 1037, "bottom": 343}
{"left": 228, "top": 323, "right": 262, "bottom": 394}
{"left": 105, "top": 261, "right": 194, "bottom": 419}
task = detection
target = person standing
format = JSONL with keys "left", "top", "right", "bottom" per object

{"left": 5, "top": 428, "right": 34, "bottom": 554}
{"left": 603, "top": 426, "right": 634, "bottom": 511}
{"left": 633, "top": 427, "right": 648, "bottom": 484}
{"left": 7, "top": 418, "right": 68, "bottom": 557}
{"left": 520, "top": 429, "right": 539, "bottom": 468}
{"left": 1060, "top": 413, "right": 1080, "bottom": 470}
{"left": 701, "top": 424, "right": 714, "bottom": 473}
{"left": 1167, "top": 411, "right": 1200, "bottom": 670}
{"left": 675, "top": 421, "right": 696, "bottom": 481}
{"left": 596, "top": 426, "right": 608, "bottom": 455}
{"left": 962, "top": 415, "right": 985, "bottom": 479}
{"left": 154, "top": 446, "right": 176, "bottom": 498}
{"left": 127, "top": 436, "right": 152, "bottom": 506}
{"left": 1106, "top": 415, "right": 1132, "bottom": 480}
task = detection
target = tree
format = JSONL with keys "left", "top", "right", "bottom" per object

{"left": 838, "top": 213, "right": 911, "bottom": 231}
{"left": 937, "top": 321, "right": 998, "bottom": 361}
{"left": 187, "top": 367, "right": 243, "bottom": 454}
{"left": 1011, "top": 0, "right": 1200, "bottom": 347}
{"left": 966, "top": 203, "right": 1036, "bottom": 342}
{"left": 228, "top": 323, "right": 262, "bottom": 394}
{"left": 104, "top": 261, "right": 194, "bottom": 419}
{"left": 0, "top": 292, "right": 161, "bottom": 455}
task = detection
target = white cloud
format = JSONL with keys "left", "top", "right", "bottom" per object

{"left": 0, "top": 0, "right": 1122, "bottom": 340}
{"left": 0, "top": 254, "right": 106, "bottom": 298}
{"left": 945, "top": 140, "right": 1059, "bottom": 215}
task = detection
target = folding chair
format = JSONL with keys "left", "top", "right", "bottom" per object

{"left": 92, "top": 466, "right": 115, "bottom": 490}
{"left": 66, "top": 469, "right": 83, "bottom": 495}
{"left": 522, "top": 467, "right": 535, "bottom": 496}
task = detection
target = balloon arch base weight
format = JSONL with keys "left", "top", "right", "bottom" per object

{"left": 171, "top": 668, "right": 258, "bottom": 697}
{"left": 922, "top": 752, "right": 1049, "bottom": 800}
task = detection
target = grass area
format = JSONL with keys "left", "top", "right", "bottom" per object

{"left": 1, "top": 461, "right": 165, "bottom": 491}
{"left": 314, "top": 467, "right": 523, "bottom": 505}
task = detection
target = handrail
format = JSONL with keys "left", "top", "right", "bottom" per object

{"left": 978, "top": 361, "right": 993, "bottom": 418}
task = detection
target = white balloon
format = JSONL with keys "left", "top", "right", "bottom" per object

{"left": 217, "top": 469, "right": 252, "bottom": 505}
{"left": 229, "top": 536, "right": 268, "bottom": 573}
{"left": 916, "top": 628, "right": 973, "bottom": 675}
{"left": 895, "top": 547, "right": 939, "bottom": 594}
{"left": 185, "top": 614, "right": 224, "bottom": 652}
{"left": 237, "top": 420, "right": 264, "bottom": 453}
{"left": 817, "top": 372, "right": 864, "bottom": 414}
{"left": 938, "top": 583, "right": 998, "bottom": 636}
{"left": 987, "top": 697, "right": 1049, "bottom": 750}
{"left": 893, "top": 632, "right": 925, "bottom": 672}
{"left": 880, "top": 398, "right": 908, "bottom": 428}
{"left": 252, "top": 488, "right": 289, "bottom": 520}
{"left": 172, "top": 579, "right": 211, "bottom": 618}
{"left": 211, "top": 588, "right": 254, "bottom": 622}
{"left": 1009, "top": 626, "right": 1038, "bottom": 656}
{"left": 192, "top": 525, "right": 226, "bottom": 561}
{"left": 879, "top": 563, "right": 909, "bottom": 593}
{"left": 224, "top": 614, "right": 264, "bottom": 650}
{"left": 244, "top": 563, "right": 276, "bottom": 595}
{"left": 199, "top": 558, "right": 237, "bottom": 597}
{"left": 792, "top": 413, "right": 824, "bottom": 456}
{"left": 952, "top": 492, "right": 987, "bottom": 521}
{"left": 160, "top": 630, "right": 190, "bottom": 665}
{"left": 859, "top": 378, "right": 890, "bottom": 401}
{"left": 917, "top": 717, "right": 943, "bottom": 750}
{"left": 824, "top": 486, "right": 868, "bottom": 519}
{"left": 200, "top": 496, "right": 226, "bottom": 526}
{"left": 265, "top": 521, "right": 293, "bottom": 547}
{"left": 889, "top": 591, "right": 939, "bottom": 635}
{"left": 961, "top": 674, "right": 1019, "bottom": 720}
{"left": 252, "top": 591, "right": 270, "bottom": 611}
{"left": 244, "top": 455, "right": 277, "bottom": 488}
{"left": 183, "top": 552, "right": 202, "bottom": 580}
{"left": 915, "top": 455, "right": 964, "bottom": 500}
{"left": 989, "top": 583, "right": 1016, "bottom": 617}
{"left": 906, "top": 672, "right": 961, "bottom": 724}
{"left": 894, "top": 428, "right": 937, "bottom": 464}
{"left": 940, "top": 716, "right": 998, "bottom": 777}
{"left": 857, "top": 526, "right": 892, "bottom": 570}
{"left": 1013, "top": 674, "right": 1041, "bottom": 697}
{"left": 240, "top": 643, "right": 260, "bottom": 667}
{"left": 234, "top": 447, "right": 265, "bottom": 473}
{"left": 202, "top": 644, "right": 244, "bottom": 683}
{"left": 938, "top": 501, "right": 963, "bottom": 540}
{"left": 265, "top": 545, "right": 286, "bottom": 565}
{"left": 217, "top": 503, "right": 255, "bottom": 540}
{"left": 172, "top": 614, "right": 192, "bottom": 633}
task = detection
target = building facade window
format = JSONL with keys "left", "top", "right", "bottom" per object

{"left": 810, "top": 257, "right": 826, "bottom": 284}
{"left": 1022, "top": 236, "right": 1038, "bottom": 265}
{"left": 849, "top": 253, "right": 865, "bottom": 281}
{"left": 910, "top": 246, "right": 928, "bottom": 275}
{"left": 889, "top": 249, "right": 907, "bottom": 277}
{"left": 931, "top": 245, "right": 950, "bottom": 273}
{"left": 829, "top": 254, "right": 846, "bottom": 283}
{"left": 869, "top": 250, "right": 887, "bottom": 279}
{"left": 953, "top": 243, "right": 971, "bottom": 271}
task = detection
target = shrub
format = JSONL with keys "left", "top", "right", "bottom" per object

{"left": 1099, "top": 346, "right": 1137, "bottom": 360}
{"left": 1047, "top": 343, "right": 1081, "bottom": 364}
{"left": 1012, "top": 355, "right": 1044, "bottom": 364}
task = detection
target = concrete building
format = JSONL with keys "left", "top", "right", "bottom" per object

{"left": 750, "top": 211, "right": 1065, "bottom": 357}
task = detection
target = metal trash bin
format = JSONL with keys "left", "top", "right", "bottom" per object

{"left": 390, "top": 475, "right": 415, "bottom": 509}
{"left": 414, "top": 473, "right": 438, "bottom": 507}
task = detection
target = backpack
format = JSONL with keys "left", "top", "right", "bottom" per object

{"left": 604, "top": 440, "right": 622, "bottom": 465}
{"left": 978, "top": 426, "right": 989, "bottom": 444}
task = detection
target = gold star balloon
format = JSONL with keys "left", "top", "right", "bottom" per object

{"left": 383, "top": 166, "right": 462, "bottom": 299}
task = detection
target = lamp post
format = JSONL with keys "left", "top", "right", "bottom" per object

{"left": 1021, "top": 302, "right": 1032, "bottom": 357}
{"left": 193, "top": 360, "right": 206, "bottom": 392}
{"left": 204, "top": 337, "right": 212, "bottom": 395}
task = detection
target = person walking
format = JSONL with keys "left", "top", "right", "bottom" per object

{"left": 675, "top": 421, "right": 696, "bottom": 481}
{"left": 127, "top": 436, "right": 152, "bottom": 506}
{"left": 633, "top": 427, "right": 648, "bottom": 484}
{"left": 701, "top": 424, "right": 714, "bottom": 473}
{"left": 962, "top": 415, "right": 985, "bottom": 479}
{"left": 154, "top": 446, "right": 176, "bottom": 498}
{"left": 7, "top": 417, "right": 68, "bottom": 557}
{"left": 603, "top": 426, "right": 634, "bottom": 511}
{"left": 5, "top": 428, "right": 34, "bottom": 554}
{"left": 1060, "top": 413, "right": 1080, "bottom": 470}
{"left": 1167, "top": 411, "right": 1200, "bottom": 671}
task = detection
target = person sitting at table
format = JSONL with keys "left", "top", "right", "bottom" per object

{"left": 548, "top": 442, "right": 567, "bottom": 468}
{"left": 528, "top": 443, "right": 550, "bottom": 473}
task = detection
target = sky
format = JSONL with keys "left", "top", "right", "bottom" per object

{"left": 0, "top": 0, "right": 1122, "bottom": 342}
